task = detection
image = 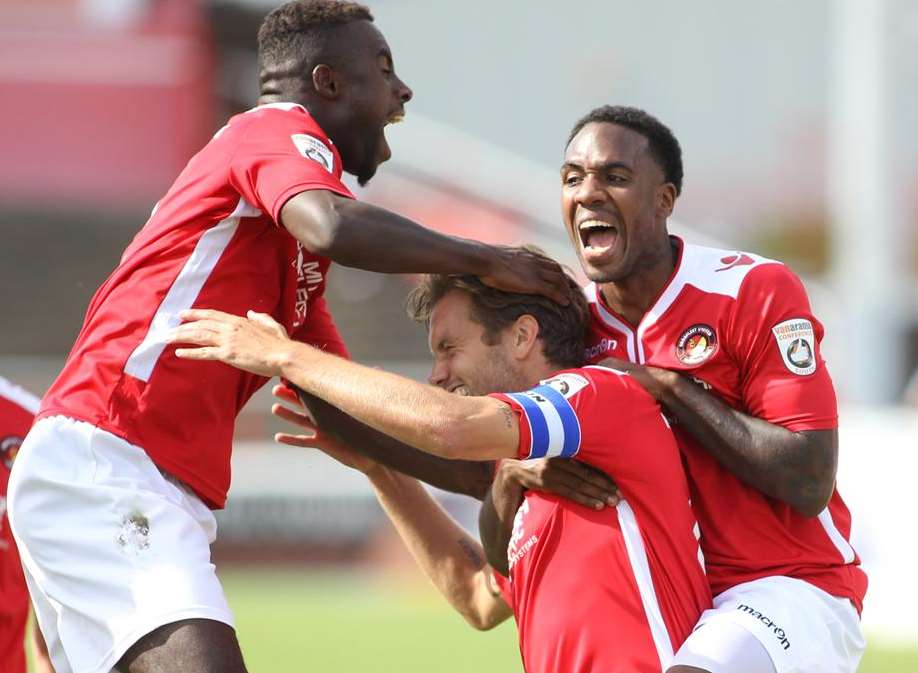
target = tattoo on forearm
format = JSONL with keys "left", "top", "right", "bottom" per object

{"left": 457, "top": 538, "right": 486, "bottom": 569}
{"left": 501, "top": 405, "right": 513, "bottom": 429}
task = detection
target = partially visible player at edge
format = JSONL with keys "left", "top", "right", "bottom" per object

{"left": 170, "top": 262, "right": 713, "bottom": 672}
{"left": 6, "top": 3, "right": 569, "bottom": 673}
{"left": 0, "top": 377, "right": 53, "bottom": 673}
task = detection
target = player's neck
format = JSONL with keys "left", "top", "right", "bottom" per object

{"left": 501, "top": 360, "right": 558, "bottom": 394}
{"left": 598, "top": 238, "right": 677, "bottom": 327}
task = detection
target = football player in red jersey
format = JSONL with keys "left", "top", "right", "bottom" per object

{"left": 0, "top": 377, "right": 53, "bottom": 673}
{"left": 248, "top": 107, "right": 866, "bottom": 673}
{"left": 171, "top": 265, "right": 712, "bottom": 673}
{"left": 6, "top": 3, "right": 570, "bottom": 673}
{"left": 549, "top": 106, "right": 864, "bottom": 673}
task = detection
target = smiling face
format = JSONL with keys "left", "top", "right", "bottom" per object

{"left": 561, "top": 122, "right": 674, "bottom": 284}
{"left": 426, "top": 290, "right": 528, "bottom": 396}
{"left": 328, "top": 20, "right": 412, "bottom": 185}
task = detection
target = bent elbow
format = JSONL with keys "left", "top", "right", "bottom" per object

{"left": 299, "top": 213, "right": 339, "bottom": 257}
{"left": 461, "top": 610, "right": 501, "bottom": 631}
{"left": 790, "top": 480, "right": 835, "bottom": 518}
{"left": 285, "top": 192, "right": 346, "bottom": 257}
{"left": 798, "top": 491, "right": 834, "bottom": 518}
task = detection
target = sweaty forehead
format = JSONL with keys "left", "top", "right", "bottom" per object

{"left": 564, "top": 122, "right": 650, "bottom": 169}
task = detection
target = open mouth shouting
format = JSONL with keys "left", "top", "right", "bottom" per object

{"left": 578, "top": 218, "right": 622, "bottom": 265}
{"left": 377, "top": 109, "right": 406, "bottom": 163}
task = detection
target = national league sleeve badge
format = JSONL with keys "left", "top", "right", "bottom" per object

{"left": 771, "top": 318, "right": 817, "bottom": 375}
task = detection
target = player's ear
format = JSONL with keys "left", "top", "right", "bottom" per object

{"left": 511, "top": 314, "right": 540, "bottom": 360}
{"left": 311, "top": 64, "right": 341, "bottom": 100}
{"left": 656, "top": 182, "right": 677, "bottom": 219}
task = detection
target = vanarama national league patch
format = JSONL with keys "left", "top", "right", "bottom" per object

{"left": 772, "top": 318, "right": 816, "bottom": 375}
{"left": 290, "top": 134, "right": 335, "bottom": 173}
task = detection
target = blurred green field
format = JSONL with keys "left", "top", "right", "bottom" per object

{"left": 223, "top": 567, "right": 917, "bottom": 673}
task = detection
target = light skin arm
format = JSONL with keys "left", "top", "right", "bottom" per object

{"left": 369, "top": 467, "right": 513, "bottom": 630}
{"left": 604, "top": 358, "right": 837, "bottom": 517}
{"left": 171, "top": 309, "right": 520, "bottom": 462}
{"left": 270, "top": 393, "right": 511, "bottom": 630}
{"left": 278, "top": 385, "right": 496, "bottom": 500}
{"left": 281, "top": 191, "right": 571, "bottom": 304}
{"left": 30, "top": 614, "right": 54, "bottom": 673}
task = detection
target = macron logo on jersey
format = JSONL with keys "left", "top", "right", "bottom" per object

{"left": 508, "top": 375, "right": 585, "bottom": 459}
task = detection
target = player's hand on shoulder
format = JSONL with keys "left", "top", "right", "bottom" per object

{"left": 499, "top": 458, "right": 619, "bottom": 510}
{"left": 479, "top": 246, "right": 572, "bottom": 306}
{"left": 595, "top": 357, "right": 678, "bottom": 402}
{"left": 270, "top": 385, "right": 379, "bottom": 475}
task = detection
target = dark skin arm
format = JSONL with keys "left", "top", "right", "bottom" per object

{"left": 280, "top": 191, "right": 570, "bottom": 304}
{"left": 602, "top": 359, "right": 837, "bottom": 517}
{"left": 480, "top": 458, "right": 620, "bottom": 577}
{"left": 293, "top": 386, "right": 495, "bottom": 499}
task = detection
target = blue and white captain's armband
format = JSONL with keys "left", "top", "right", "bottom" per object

{"left": 507, "top": 373, "right": 587, "bottom": 459}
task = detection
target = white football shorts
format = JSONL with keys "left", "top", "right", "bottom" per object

{"left": 670, "top": 575, "right": 865, "bottom": 673}
{"left": 7, "top": 416, "right": 234, "bottom": 673}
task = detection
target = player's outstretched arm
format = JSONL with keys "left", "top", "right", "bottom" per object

{"left": 280, "top": 385, "right": 494, "bottom": 499}
{"left": 602, "top": 359, "right": 837, "bottom": 517}
{"left": 269, "top": 394, "right": 510, "bottom": 629}
{"left": 171, "top": 309, "right": 519, "bottom": 461}
{"left": 280, "top": 191, "right": 571, "bottom": 305}
{"left": 369, "top": 467, "right": 512, "bottom": 630}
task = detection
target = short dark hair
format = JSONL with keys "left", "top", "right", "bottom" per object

{"left": 257, "top": 0, "right": 373, "bottom": 71}
{"left": 406, "top": 248, "right": 588, "bottom": 369}
{"left": 567, "top": 105, "right": 684, "bottom": 196}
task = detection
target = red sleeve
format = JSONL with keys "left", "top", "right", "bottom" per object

{"left": 726, "top": 264, "right": 837, "bottom": 431}
{"left": 290, "top": 295, "right": 349, "bottom": 360}
{"left": 229, "top": 108, "right": 355, "bottom": 226}
{"left": 489, "top": 369, "right": 639, "bottom": 465}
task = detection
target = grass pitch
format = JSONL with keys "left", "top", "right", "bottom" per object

{"left": 222, "top": 567, "right": 916, "bottom": 673}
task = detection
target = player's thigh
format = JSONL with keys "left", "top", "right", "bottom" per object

{"left": 118, "top": 619, "right": 246, "bottom": 673}
{"left": 7, "top": 417, "right": 235, "bottom": 673}
{"left": 669, "top": 620, "right": 776, "bottom": 673}
{"left": 671, "top": 576, "right": 864, "bottom": 673}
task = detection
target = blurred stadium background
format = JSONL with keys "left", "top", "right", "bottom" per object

{"left": 2, "top": 0, "right": 916, "bottom": 670}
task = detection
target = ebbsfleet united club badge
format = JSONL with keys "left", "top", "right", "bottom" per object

{"left": 675, "top": 324, "right": 717, "bottom": 365}
{"left": 772, "top": 318, "right": 817, "bottom": 375}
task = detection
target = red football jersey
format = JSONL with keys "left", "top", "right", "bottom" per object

{"left": 492, "top": 367, "right": 711, "bottom": 672}
{"left": 0, "top": 377, "right": 40, "bottom": 673}
{"left": 39, "top": 104, "right": 352, "bottom": 508}
{"left": 584, "top": 237, "right": 867, "bottom": 612}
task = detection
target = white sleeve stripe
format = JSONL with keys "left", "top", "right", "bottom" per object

{"left": 0, "top": 376, "right": 41, "bottom": 414}
{"left": 817, "top": 507, "right": 856, "bottom": 564}
{"left": 123, "top": 198, "right": 261, "bottom": 382}
{"left": 617, "top": 501, "right": 675, "bottom": 668}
